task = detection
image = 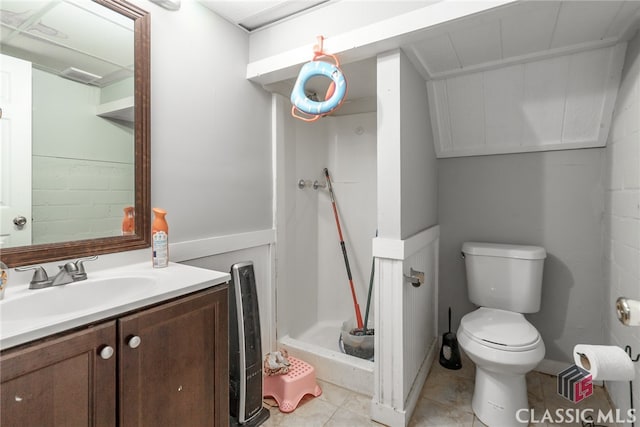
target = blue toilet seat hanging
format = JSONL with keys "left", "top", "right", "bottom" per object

{"left": 291, "top": 36, "right": 347, "bottom": 122}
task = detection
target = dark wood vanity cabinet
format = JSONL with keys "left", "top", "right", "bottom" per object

{"left": 119, "top": 285, "right": 229, "bottom": 426}
{"left": 0, "top": 285, "right": 229, "bottom": 427}
{"left": 1, "top": 321, "right": 117, "bottom": 427}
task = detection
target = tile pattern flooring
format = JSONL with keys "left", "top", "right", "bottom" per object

{"left": 262, "top": 354, "right": 617, "bottom": 426}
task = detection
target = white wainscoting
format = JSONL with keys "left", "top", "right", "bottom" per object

{"left": 370, "top": 225, "right": 439, "bottom": 427}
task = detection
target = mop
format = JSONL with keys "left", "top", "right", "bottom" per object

{"left": 323, "top": 168, "right": 364, "bottom": 330}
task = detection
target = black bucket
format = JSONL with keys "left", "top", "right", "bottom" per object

{"left": 439, "top": 307, "right": 462, "bottom": 370}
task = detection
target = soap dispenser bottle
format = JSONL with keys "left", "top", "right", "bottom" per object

{"left": 121, "top": 206, "right": 135, "bottom": 236}
{"left": 151, "top": 208, "right": 169, "bottom": 268}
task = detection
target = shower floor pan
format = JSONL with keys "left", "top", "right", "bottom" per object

{"left": 279, "top": 320, "right": 373, "bottom": 396}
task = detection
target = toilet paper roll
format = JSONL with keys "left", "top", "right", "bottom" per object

{"left": 616, "top": 297, "right": 640, "bottom": 326}
{"left": 574, "top": 345, "right": 635, "bottom": 381}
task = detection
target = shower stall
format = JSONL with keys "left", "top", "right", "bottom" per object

{"left": 271, "top": 53, "right": 439, "bottom": 423}
{"left": 274, "top": 99, "right": 377, "bottom": 395}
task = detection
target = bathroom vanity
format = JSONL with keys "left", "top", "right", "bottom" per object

{"left": 0, "top": 262, "right": 230, "bottom": 427}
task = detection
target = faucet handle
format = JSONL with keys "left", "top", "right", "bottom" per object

{"left": 60, "top": 262, "right": 79, "bottom": 273}
{"left": 73, "top": 255, "right": 98, "bottom": 280}
{"left": 16, "top": 265, "right": 51, "bottom": 289}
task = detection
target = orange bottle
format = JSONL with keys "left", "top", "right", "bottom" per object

{"left": 121, "top": 206, "right": 135, "bottom": 235}
{"left": 152, "top": 208, "right": 168, "bottom": 268}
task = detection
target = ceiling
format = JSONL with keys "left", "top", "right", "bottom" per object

{"left": 244, "top": 0, "right": 640, "bottom": 116}
{"left": 199, "top": 0, "right": 329, "bottom": 31}
{"left": 0, "top": 0, "right": 134, "bottom": 87}
{"left": 405, "top": 0, "right": 640, "bottom": 79}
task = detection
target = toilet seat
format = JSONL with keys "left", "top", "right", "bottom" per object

{"left": 460, "top": 307, "right": 541, "bottom": 352}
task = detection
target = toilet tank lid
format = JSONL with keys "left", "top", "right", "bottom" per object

{"left": 462, "top": 242, "right": 546, "bottom": 260}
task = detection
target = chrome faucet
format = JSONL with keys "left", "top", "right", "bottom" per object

{"left": 16, "top": 256, "right": 98, "bottom": 289}
{"left": 50, "top": 262, "right": 78, "bottom": 286}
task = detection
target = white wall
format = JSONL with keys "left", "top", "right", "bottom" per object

{"left": 438, "top": 149, "right": 606, "bottom": 363}
{"left": 129, "top": 0, "right": 273, "bottom": 243}
{"left": 377, "top": 49, "right": 437, "bottom": 240}
{"left": 112, "top": 1, "right": 276, "bottom": 349}
{"left": 182, "top": 245, "right": 274, "bottom": 353}
{"left": 318, "top": 113, "right": 377, "bottom": 326}
{"left": 373, "top": 50, "right": 439, "bottom": 426}
{"left": 276, "top": 94, "right": 377, "bottom": 338}
{"left": 604, "top": 29, "right": 640, "bottom": 419}
{"left": 278, "top": 103, "right": 325, "bottom": 338}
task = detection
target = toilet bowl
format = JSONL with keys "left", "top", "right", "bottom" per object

{"left": 458, "top": 307, "right": 545, "bottom": 427}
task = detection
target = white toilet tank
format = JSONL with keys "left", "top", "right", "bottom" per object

{"left": 462, "top": 242, "right": 546, "bottom": 313}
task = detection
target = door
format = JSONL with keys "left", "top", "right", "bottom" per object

{"left": 119, "top": 286, "right": 229, "bottom": 427}
{"left": 0, "top": 53, "right": 32, "bottom": 248}
{"left": 1, "top": 321, "right": 117, "bottom": 427}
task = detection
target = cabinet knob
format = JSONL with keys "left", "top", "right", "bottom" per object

{"left": 127, "top": 335, "right": 141, "bottom": 349}
{"left": 99, "top": 346, "right": 114, "bottom": 360}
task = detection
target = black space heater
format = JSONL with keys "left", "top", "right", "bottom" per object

{"left": 229, "top": 261, "right": 270, "bottom": 426}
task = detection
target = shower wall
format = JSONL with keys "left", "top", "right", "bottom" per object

{"left": 276, "top": 100, "right": 377, "bottom": 341}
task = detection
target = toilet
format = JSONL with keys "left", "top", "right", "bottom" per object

{"left": 457, "top": 242, "right": 546, "bottom": 427}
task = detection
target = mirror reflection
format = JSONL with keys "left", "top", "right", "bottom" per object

{"left": 1, "top": 0, "right": 135, "bottom": 249}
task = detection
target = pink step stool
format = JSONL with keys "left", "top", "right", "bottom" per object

{"left": 263, "top": 356, "right": 322, "bottom": 413}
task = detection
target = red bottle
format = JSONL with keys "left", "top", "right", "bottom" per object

{"left": 121, "top": 206, "right": 135, "bottom": 236}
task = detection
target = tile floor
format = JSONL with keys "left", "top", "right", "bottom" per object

{"left": 262, "top": 353, "right": 618, "bottom": 426}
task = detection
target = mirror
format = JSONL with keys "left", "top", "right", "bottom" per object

{"left": 0, "top": 0, "right": 150, "bottom": 267}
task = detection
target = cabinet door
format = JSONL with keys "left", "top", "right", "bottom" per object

{"left": 1, "top": 321, "right": 117, "bottom": 427}
{"left": 119, "top": 285, "right": 229, "bottom": 427}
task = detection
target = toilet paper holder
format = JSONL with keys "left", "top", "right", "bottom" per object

{"left": 403, "top": 268, "right": 424, "bottom": 287}
{"left": 625, "top": 345, "right": 640, "bottom": 363}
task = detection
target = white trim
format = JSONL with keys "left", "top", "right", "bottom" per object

{"left": 403, "top": 337, "right": 438, "bottom": 426}
{"left": 373, "top": 225, "right": 440, "bottom": 260}
{"left": 370, "top": 400, "right": 407, "bottom": 427}
{"left": 169, "top": 229, "right": 276, "bottom": 262}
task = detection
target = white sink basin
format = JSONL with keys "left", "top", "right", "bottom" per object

{"left": 0, "top": 262, "right": 230, "bottom": 350}
{"left": 1, "top": 276, "right": 156, "bottom": 322}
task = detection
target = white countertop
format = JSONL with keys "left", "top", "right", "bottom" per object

{"left": 0, "top": 262, "right": 230, "bottom": 350}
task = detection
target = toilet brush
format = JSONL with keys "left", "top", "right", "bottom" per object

{"left": 439, "top": 307, "right": 462, "bottom": 370}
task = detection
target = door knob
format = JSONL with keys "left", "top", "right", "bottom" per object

{"left": 127, "top": 335, "right": 141, "bottom": 349}
{"left": 13, "top": 216, "right": 27, "bottom": 228}
{"left": 99, "top": 346, "right": 114, "bottom": 360}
